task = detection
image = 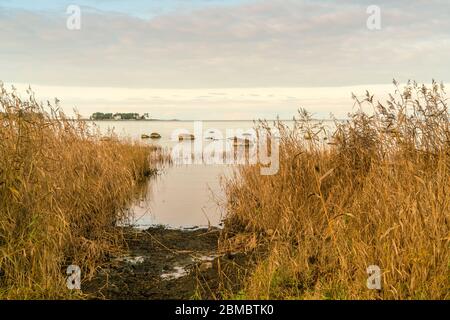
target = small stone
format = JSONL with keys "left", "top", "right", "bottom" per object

{"left": 150, "top": 132, "right": 161, "bottom": 139}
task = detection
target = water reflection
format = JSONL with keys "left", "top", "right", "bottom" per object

{"left": 128, "top": 163, "right": 232, "bottom": 229}
{"left": 171, "top": 139, "right": 259, "bottom": 166}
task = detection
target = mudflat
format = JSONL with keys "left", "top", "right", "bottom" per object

{"left": 84, "top": 226, "right": 249, "bottom": 299}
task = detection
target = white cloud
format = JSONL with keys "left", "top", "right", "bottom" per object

{"left": 1, "top": 1, "right": 449, "bottom": 118}
{"left": 1, "top": 0, "right": 449, "bottom": 88}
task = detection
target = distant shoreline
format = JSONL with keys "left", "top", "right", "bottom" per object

{"left": 78, "top": 118, "right": 342, "bottom": 122}
{"left": 80, "top": 119, "right": 180, "bottom": 122}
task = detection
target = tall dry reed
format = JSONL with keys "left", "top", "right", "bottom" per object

{"left": 0, "top": 83, "right": 156, "bottom": 298}
{"left": 221, "top": 80, "right": 449, "bottom": 299}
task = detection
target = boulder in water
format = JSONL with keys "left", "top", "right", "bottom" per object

{"left": 178, "top": 133, "right": 195, "bottom": 141}
{"left": 150, "top": 132, "right": 161, "bottom": 139}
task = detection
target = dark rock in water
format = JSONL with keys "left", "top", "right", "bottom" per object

{"left": 141, "top": 134, "right": 151, "bottom": 139}
{"left": 231, "top": 136, "right": 253, "bottom": 147}
{"left": 150, "top": 132, "right": 161, "bottom": 139}
{"left": 178, "top": 133, "right": 195, "bottom": 141}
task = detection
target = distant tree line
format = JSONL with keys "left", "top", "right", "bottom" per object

{"left": 90, "top": 112, "right": 150, "bottom": 120}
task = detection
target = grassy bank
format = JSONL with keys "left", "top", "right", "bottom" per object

{"left": 0, "top": 84, "right": 157, "bottom": 299}
{"left": 221, "top": 81, "right": 450, "bottom": 299}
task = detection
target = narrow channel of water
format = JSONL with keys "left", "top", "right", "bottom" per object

{"left": 128, "top": 164, "right": 232, "bottom": 229}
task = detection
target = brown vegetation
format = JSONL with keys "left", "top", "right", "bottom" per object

{"left": 0, "top": 84, "right": 157, "bottom": 298}
{"left": 221, "top": 81, "right": 450, "bottom": 299}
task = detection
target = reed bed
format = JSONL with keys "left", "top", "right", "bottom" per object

{"left": 221, "top": 80, "right": 450, "bottom": 299}
{"left": 0, "top": 83, "right": 157, "bottom": 299}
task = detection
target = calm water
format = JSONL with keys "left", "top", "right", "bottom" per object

{"left": 93, "top": 120, "right": 334, "bottom": 228}
{"left": 128, "top": 164, "right": 231, "bottom": 229}
{"left": 94, "top": 120, "right": 258, "bottom": 228}
{"left": 94, "top": 120, "right": 259, "bottom": 148}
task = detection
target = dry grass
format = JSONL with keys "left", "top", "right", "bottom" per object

{"left": 221, "top": 80, "right": 450, "bottom": 300}
{"left": 0, "top": 83, "right": 158, "bottom": 299}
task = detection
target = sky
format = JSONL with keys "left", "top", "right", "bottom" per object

{"left": 1, "top": 0, "right": 449, "bottom": 119}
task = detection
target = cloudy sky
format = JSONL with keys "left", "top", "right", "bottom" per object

{"left": 1, "top": 0, "right": 449, "bottom": 119}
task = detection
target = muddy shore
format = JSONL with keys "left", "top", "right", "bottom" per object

{"left": 84, "top": 226, "right": 250, "bottom": 299}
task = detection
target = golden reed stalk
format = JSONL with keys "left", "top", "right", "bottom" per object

{"left": 221, "top": 80, "right": 450, "bottom": 299}
{"left": 0, "top": 83, "right": 157, "bottom": 299}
